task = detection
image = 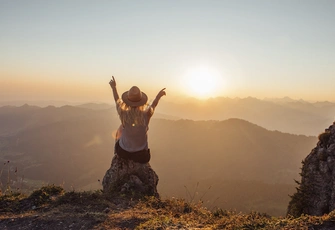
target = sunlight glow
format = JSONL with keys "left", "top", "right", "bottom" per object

{"left": 181, "top": 66, "right": 223, "bottom": 99}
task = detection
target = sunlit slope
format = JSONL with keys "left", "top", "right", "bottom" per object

{"left": 150, "top": 118, "right": 316, "bottom": 185}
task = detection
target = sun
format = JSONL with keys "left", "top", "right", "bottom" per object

{"left": 181, "top": 66, "right": 222, "bottom": 99}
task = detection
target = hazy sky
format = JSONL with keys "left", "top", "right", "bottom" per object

{"left": 1, "top": 0, "right": 335, "bottom": 103}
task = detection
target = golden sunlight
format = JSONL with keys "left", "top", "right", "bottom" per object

{"left": 181, "top": 66, "right": 222, "bottom": 99}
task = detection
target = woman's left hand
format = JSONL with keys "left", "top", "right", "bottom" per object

{"left": 157, "top": 88, "right": 166, "bottom": 98}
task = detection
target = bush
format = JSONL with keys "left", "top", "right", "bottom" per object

{"left": 28, "top": 185, "right": 64, "bottom": 206}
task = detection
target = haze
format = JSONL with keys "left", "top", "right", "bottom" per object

{"left": 1, "top": 0, "right": 335, "bottom": 103}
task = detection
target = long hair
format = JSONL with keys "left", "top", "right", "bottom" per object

{"left": 117, "top": 99, "right": 153, "bottom": 126}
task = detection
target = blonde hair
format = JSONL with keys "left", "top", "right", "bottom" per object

{"left": 117, "top": 99, "right": 153, "bottom": 126}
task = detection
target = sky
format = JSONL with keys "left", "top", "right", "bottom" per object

{"left": 1, "top": 0, "right": 335, "bottom": 104}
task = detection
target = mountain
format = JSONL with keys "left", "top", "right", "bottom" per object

{"left": 0, "top": 100, "right": 77, "bottom": 107}
{"left": 0, "top": 104, "right": 100, "bottom": 136}
{"left": 148, "top": 118, "right": 316, "bottom": 215}
{"left": 157, "top": 97, "right": 335, "bottom": 136}
{"left": 0, "top": 105, "right": 317, "bottom": 216}
{"left": 76, "top": 103, "right": 113, "bottom": 110}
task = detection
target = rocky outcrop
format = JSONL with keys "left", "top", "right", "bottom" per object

{"left": 287, "top": 121, "right": 335, "bottom": 217}
{"left": 102, "top": 154, "right": 159, "bottom": 198}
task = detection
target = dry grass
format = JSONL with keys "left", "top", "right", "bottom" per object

{"left": 1, "top": 185, "right": 335, "bottom": 229}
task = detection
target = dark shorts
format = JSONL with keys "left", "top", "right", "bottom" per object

{"left": 115, "top": 141, "right": 151, "bottom": 164}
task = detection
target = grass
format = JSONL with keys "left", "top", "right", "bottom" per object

{"left": 1, "top": 185, "right": 335, "bottom": 229}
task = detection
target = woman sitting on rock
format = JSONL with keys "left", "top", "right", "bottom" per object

{"left": 109, "top": 76, "right": 166, "bottom": 163}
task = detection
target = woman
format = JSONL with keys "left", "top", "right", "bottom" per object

{"left": 109, "top": 76, "right": 166, "bottom": 163}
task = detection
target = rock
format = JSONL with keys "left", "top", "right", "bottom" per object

{"left": 103, "top": 207, "right": 110, "bottom": 213}
{"left": 311, "top": 221, "right": 335, "bottom": 230}
{"left": 102, "top": 154, "right": 159, "bottom": 198}
{"left": 287, "top": 122, "right": 335, "bottom": 217}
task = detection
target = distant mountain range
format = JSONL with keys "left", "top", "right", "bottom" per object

{"left": 157, "top": 97, "right": 335, "bottom": 136}
{"left": 0, "top": 104, "right": 319, "bottom": 216}
{"left": 2, "top": 96, "right": 333, "bottom": 135}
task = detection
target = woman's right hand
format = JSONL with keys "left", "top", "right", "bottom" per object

{"left": 109, "top": 76, "right": 116, "bottom": 88}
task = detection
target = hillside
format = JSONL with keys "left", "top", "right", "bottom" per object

{"left": 0, "top": 105, "right": 317, "bottom": 216}
{"left": 1, "top": 186, "right": 334, "bottom": 230}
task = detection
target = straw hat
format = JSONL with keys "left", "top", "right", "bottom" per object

{"left": 122, "top": 86, "right": 148, "bottom": 107}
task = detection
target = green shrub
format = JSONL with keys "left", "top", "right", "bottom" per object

{"left": 28, "top": 185, "right": 64, "bottom": 206}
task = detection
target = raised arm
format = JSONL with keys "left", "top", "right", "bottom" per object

{"left": 151, "top": 88, "right": 166, "bottom": 109}
{"left": 109, "top": 76, "right": 119, "bottom": 102}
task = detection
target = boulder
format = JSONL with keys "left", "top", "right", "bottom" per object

{"left": 102, "top": 154, "right": 159, "bottom": 198}
{"left": 287, "top": 121, "right": 335, "bottom": 217}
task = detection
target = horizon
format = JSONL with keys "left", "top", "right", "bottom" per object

{"left": 1, "top": 1, "right": 335, "bottom": 102}
{"left": 1, "top": 95, "right": 335, "bottom": 108}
